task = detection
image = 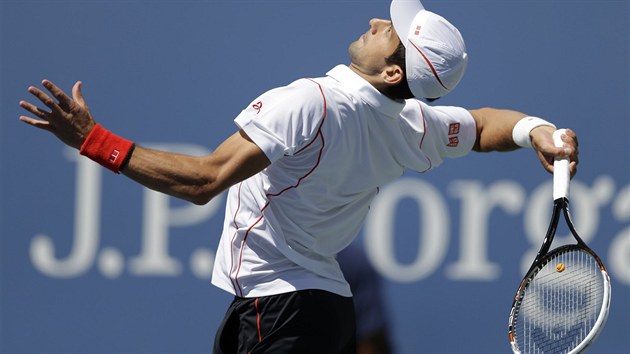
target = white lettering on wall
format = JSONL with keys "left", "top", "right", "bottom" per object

{"left": 365, "top": 178, "right": 449, "bottom": 282}
{"left": 610, "top": 184, "right": 630, "bottom": 285}
{"left": 446, "top": 180, "right": 525, "bottom": 281}
{"left": 128, "top": 143, "right": 222, "bottom": 278}
{"left": 30, "top": 144, "right": 223, "bottom": 279}
{"left": 128, "top": 179, "right": 222, "bottom": 277}
{"left": 28, "top": 147, "right": 629, "bottom": 287}
{"left": 30, "top": 151, "right": 101, "bottom": 278}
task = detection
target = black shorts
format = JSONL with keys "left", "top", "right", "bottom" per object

{"left": 213, "top": 289, "right": 356, "bottom": 354}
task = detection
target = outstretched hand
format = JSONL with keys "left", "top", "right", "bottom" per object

{"left": 19, "top": 80, "right": 96, "bottom": 149}
{"left": 530, "top": 126, "right": 579, "bottom": 177}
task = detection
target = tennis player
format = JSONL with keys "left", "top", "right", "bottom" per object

{"left": 19, "top": 0, "right": 579, "bottom": 353}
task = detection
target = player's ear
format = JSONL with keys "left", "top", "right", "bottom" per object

{"left": 381, "top": 64, "right": 403, "bottom": 86}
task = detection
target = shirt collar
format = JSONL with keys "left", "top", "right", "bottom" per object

{"left": 326, "top": 65, "right": 405, "bottom": 118}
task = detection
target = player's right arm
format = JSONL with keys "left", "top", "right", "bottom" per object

{"left": 468, "top": 107, "right": 579, "bottom": 177}
{"left": 19, "top": 80, "right": 270, "bottom": 205}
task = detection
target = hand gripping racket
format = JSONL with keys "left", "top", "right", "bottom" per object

{"left": 508, "top": 129, "right": 611, "bottom": 354}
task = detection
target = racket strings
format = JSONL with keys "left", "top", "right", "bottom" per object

{"left": 514, "top": 249, "right": 604, "bottom": 354}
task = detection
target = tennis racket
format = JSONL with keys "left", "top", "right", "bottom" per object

{"left": 508, "top": 129, "right": 611, "bottom": 354}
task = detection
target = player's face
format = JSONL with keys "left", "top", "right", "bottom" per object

{"left": 348, "top": 18, "right": 401, "bottom": 75}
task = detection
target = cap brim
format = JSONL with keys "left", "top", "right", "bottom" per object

{"left": 390, "top": 0, "right": 425, "bottom": 44}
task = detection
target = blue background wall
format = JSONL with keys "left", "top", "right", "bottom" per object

{"left": 1, "top": 0, "right": 628, "bottom": 353}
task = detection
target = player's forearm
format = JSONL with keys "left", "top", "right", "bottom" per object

{"left": 121, "top": 130, "right": 271, "bottom": 205}
{"left": 469, "top": 107, "right": 527, "bottom": 152}
{"left": 121, "top": 146, "right": 221, "bottom": 205}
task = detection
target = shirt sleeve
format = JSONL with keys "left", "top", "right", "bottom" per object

{"left": 424, "top": 104, "right": 477, "bottom": 158}
{"left": 400, "top": 100, "right": 476, "bottom": 161}
{"left": 234, "top": 79, "right": 327, "bottom": 163}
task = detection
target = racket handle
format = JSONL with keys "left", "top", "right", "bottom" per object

{"left": 553, "top": 129, "right": 570, "bottom": 200}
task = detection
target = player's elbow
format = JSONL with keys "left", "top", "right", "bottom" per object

{"left": 176, "top": 177, "right": 221, "bottom": 205}
{"left": 189, "top": 194, "right": 212, "bottom": 206}
{"left": 184, "top": 159, "right": 228, "bottom": 205}
{"left": 187, "top": 185, "right": 221, "bottom": 205}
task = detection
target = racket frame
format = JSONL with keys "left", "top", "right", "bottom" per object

{"left": 508, "top": 198, "right": 612, "bottom": 354}
{"left": 508, "top": 129, "right": 612, "bottom": 354}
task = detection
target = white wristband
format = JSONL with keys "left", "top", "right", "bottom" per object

{"left": 512, "top": 116, "right": 556, "bottom": 148}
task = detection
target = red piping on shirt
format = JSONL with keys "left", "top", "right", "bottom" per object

{"left": 228, "top": 183, "right": 243, "bottom": 293}
{"left": 231, "top": 79, "right": 328, "bottom": 296}
{"left": 266, "top": 127, "right": 325, "bottom": 198}
{"left": 233, "top": 213, "right": 266, "bottom": 295}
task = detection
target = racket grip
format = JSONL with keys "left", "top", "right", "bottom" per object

{"left": 553, "top": 129, "right": 570, "bottom": 200}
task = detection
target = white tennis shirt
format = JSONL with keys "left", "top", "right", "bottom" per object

{"left": 211, "top": 65, "right": 476, "bottom": 298}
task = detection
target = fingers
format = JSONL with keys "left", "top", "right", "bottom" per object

{"left": 563, "top": 128, "right": 579, "bottom": 147}
{"left": 531, "top": 127, "right": 580, "bottom": 177}
{"left": 18, "top": 115, "right": 52, "bottom": 131}
{"left": 547, "top": 129, "right": 579, "bottom": 178}
{"left": 540, "top": 129, "right": 578, "bottom": 160}
{"left": 72, "top": 81, "right": 85, "bottom": 106}
{"left": 20, "top": 80, "right": 80, "bottom": 127}
{"left": 562, "top": 129, "right": 579, "bottom": 177}
{"left": 19, "top": 80, "right": 70, "bottom": 132}
{"left": 42, "top": 80, "right": 74, "bottom": 110}
{"left": 25, "top": 84, "right": 65, "bottom": 118}
{"left": 19, "top": 99, "right": 51, "bottom": 121}
{"left": 536, "top": 149, "right": 554, "bottom": 174}
{"left": 562, "top": 129, "right": 579, "bottom": 159}
{"left": 569, "top": 161, "right": 578, "bottom": 178}
{"left": 24, "top": 80, "right": 75, "bottom": 117}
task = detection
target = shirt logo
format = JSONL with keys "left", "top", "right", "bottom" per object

{"left": 414, "top": 25, "right": 421, "bottom": 36}
{"left": 109, "top": 149, "right": 120, "bottom": 163}
{"left": 252, "top": 101, "right": 263, "bottom": 114}
{"left": 447, "top": 123, "right": 460, "bottom": 147}
{"left": 448, "top": 123, "right": 460, "bottom": 135}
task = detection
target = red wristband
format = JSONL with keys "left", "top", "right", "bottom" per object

{"left": 79, "top": 124, "right": 135, "bottom": 174}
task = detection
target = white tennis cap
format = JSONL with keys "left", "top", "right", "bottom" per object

{"left": 390, "top": 0, "right": 468, "bottom": 99}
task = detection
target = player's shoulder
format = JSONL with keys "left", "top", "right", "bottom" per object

{"left": 264, "top": 78, "right": 326, "bottom": 107}
{"left": 401, "top": 99, "right": 472, "bottom": 122}
{"left": 242, "top": 78, "right": 326, "bottom": 121}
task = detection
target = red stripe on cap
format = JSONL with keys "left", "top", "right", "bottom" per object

{"left": 409, "top": 40, "right": 449, "bottom": 91}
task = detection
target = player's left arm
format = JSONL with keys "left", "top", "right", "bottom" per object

{"left": 19, "top": 80, "right": 271, "bottom": 205}
{"left": 468, "top": 107, "right": 579, "bottom": 176}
